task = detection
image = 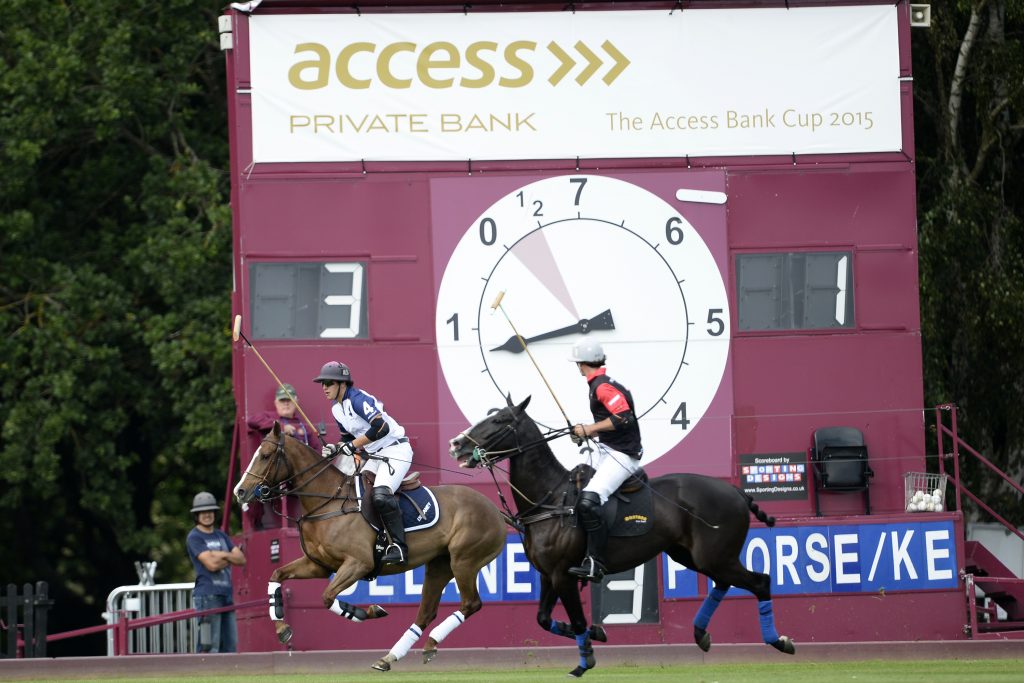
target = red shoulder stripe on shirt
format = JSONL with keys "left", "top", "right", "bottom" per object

{"left": 595, "top": 382, "right": 629, "bottom": 414}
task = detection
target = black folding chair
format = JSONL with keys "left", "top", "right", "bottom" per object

{"left": 811, "top": 427, "right": 873, "bottom": 516}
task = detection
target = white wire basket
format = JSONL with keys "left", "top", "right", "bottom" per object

{"left": 904, "top": 472, "right": 948, "bottom": 513}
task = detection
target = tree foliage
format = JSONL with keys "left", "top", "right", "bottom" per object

{"left": 914, "top": 0, "right": 1024, "bottom": 522}
{"left": 0, "top": 0, "right": 232, "bottom": 652}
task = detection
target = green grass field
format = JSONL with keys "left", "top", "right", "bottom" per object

{"left": 25, "top": 659, "right": 1024, "bottom": 683}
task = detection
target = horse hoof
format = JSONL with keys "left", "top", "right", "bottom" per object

{"left": 422, "top": 648, "right": 437, "bottom": 664}
{"left": 567, "top": 665, "right": 587, "bottom": 678}
{"left": 589, "top": 625, "right": 608, "bottom": 643}
{"left": 371, "top": 658, "right": 391, "bottom": 672}
{"left": 367, "top": 604, "right": 389, "bottom": 619}
{"left": 277, "top": 626, "right": 293, "bottom": 645}
{"left": 694, "top": 627, "right": 711, "bottom": 652}
{"left": 771, "top": 636, "right": 796, "bottom": 655}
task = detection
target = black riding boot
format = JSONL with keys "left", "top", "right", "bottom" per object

{"left": 568, "top": 491, "right": 608, "bottom": 581}
{"left": 372, "top": 486, "right": 408, "bottom": 566}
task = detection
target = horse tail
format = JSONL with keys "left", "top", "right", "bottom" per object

{"left": 741, "top": 491, "right": 776, "bottom": 527}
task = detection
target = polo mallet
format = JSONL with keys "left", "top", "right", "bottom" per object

{"left": 490, "top": 292, "right": 577, "bottom": 436}
{"left": 232, "top": 314, "right": 326, "bottom": 447}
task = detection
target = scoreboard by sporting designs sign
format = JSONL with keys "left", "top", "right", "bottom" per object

{"left": 245, "top": 5, "right": 902, "bottom": 162}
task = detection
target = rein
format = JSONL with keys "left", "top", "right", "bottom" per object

{"left": 251, "top": 436, "right": 361, "bottom": 524}
{"left": 461, "top": 417, "right": 577, "bottom": 529}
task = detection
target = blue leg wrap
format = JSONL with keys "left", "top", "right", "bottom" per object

{"left": 694, "top": 585, "right": 728, "bottom": 630}
{"left": 575, "top": 633, "right": 593, "bottom": 669}
{"left": 758, "top": 600, "right": 780, "bottom": 643}
{"left": 550, "top": 620, "right": 572, "bottom": 638}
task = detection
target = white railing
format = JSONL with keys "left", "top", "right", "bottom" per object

{"left": 103, "top": 583, "right": 196, "bottom": 655}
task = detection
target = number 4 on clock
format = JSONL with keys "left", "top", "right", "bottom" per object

{"left": 671, "top": 402, "right": 691, "bottom": 429}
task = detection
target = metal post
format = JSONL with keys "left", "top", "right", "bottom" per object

{"left": 950, "top": 405, "right": 963, "bottom": 513}
{"left": 223, "top": 419, "right": 240, "bottom": 532}
{"left": 964, "top": 572, "right": 977, "bottom": 638}
{"left": 115, "top": 610, "right": 129, "bottom": 656}
{"left": 935, "top": 405, "right": 946, "bottom": 480}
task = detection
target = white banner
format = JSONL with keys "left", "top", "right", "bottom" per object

{"left": 247, "top": 6, "right": 901, "bottom": 163}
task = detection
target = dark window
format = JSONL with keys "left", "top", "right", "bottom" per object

{"left": 736, "top": 252, "right": 854, "bottom": 331}
{"left": 250, "top": 262, "right": 368, "bottom": 339}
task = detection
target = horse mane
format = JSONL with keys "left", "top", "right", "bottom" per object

{"left": 512, "top": 406, "right": 571, "bottom": 479}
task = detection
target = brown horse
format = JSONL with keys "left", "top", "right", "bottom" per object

{"left": 234, "top": 422, "right": 506, "bottom": 671}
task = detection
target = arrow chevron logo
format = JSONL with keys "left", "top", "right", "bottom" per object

{"left": 547, "top": 40, "right": 631, "bottom": 86}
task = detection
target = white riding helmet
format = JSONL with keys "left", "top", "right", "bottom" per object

{"left": 568, "top": 339, "right": 606, "bottom": 364}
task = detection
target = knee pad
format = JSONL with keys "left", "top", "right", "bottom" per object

{"left": 575, "top": 491, "right": 603, "bottom": 530}
{"left": 372, "top": 485, "right": 394, "bottom": 506}
{"left": 372, "top": 485, "right": 395, "bottom": 511}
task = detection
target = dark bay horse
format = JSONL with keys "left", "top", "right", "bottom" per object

{"left": 234, "top": 422, "right": 506, "bottom": 671}
{"left": 448, "top": 397, "right": 794, "bottom": 677}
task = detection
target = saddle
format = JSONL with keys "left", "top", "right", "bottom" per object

{"left": 569, "top": 465, "right": 653, "bottom": 537}
{"left": 354, "top": 471, "right": 439, "bottom": 581}
{"left": 357, "top": 471, "right": 429, "bottom": 530}
{"left": 570, "top": 464, "right": 648, "bottom": 495}
{"left": 361, "top": 470, "right": 422, "bottom": 491}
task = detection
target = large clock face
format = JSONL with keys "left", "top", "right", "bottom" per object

{"left": 435, "top": 175, "right": 730, "bottom": 468}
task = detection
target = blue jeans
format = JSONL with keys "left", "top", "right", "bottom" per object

{"left": 193, "top": 593, "right": 237, "bottom": 653}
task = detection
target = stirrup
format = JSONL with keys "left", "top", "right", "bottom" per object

{"left": 381, "top": 542, "right": 407, "bottom": 566}
{"left": 568, "top": 556, "right": 606, "bottom": 581}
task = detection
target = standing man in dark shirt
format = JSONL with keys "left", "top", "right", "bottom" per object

{"left": 186, "top": 492, "right": 246, "bottom": 652}
{"left": 566, "top": 340, "right": 643, "bottom": 582}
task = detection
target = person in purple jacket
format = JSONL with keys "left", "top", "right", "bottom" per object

{"left": 247, "top": 383, "right": 311, "bottom": 446}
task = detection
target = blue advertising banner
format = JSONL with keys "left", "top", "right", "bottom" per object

{"left": 335, "top": 534, "right": 539, "bottom": 605}
{"left": 333, "top": 520, "right": 958, "bottom": 605}
{"left": 664, "top": 519, "right": 958, "bottom": 598}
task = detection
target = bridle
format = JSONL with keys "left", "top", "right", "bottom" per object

{"left": 245, "top": 435, "right": 292, "bottom": 501}
{"left": 459, "top": 409, "right": 571, "bottom": 469}
{"left": 244, "top": 434, "right": 363, "bottom": 574}
{"left": 247, "top": 435, "right": 356, "bottom": 515}
{"left": 457, "top": 410, "right": 575, "bottom": 527}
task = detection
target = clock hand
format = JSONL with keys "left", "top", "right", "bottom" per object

{"left": 490, "top": 310, "right": 615, "bottom": 353}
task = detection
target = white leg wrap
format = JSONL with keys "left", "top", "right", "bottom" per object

{"left": 387, "top": 624, "right": 423, "bottom": 661}
{"left": 427, "top": 610, "right": 466, "bottom": 645}
{"left": 268, "top": 581, "right": 283, "bottom": 621}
